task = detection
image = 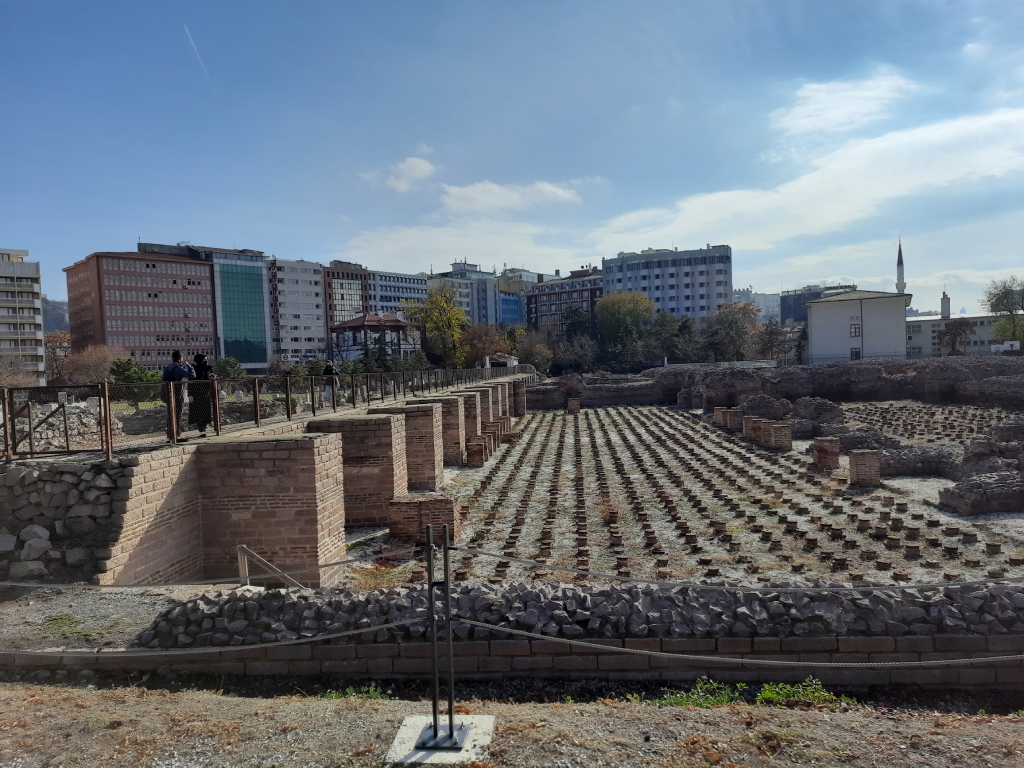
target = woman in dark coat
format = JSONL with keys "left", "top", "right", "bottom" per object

{"left": 189, "top": 353, "right": 216, "bottom": 437}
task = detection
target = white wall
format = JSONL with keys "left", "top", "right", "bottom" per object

{"left": 808, "top": 296, "right": 908, "bottom": 363}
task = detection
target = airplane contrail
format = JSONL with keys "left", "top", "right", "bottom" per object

{"left": 184, "top": 24, "right": 215, "bottom": 94}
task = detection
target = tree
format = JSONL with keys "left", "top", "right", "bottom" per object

{"left": 984, "top": 275, "right": 1024, "bottom": 345}
{"left": 64, "top": 345, "right": 129, "bottom": 384}
{"left": 517, "top": 330, "right": 553, "bottom": 373}
{"left": 212, "top": 356, "right": 246, "bottom": 380}
{"left": 938, "top": 317, "right": 976, "bottom": 355}
{"left": 704, "top": 302, "right": 759, "bottom": 361}
{"left": 594, "top": 291, "right": 656, "bottom": 346}
{"left": 561, "top": 305, "right": 593, "bottom": 340}
{"left": 462, "top": 324, "right": 511, "bottom": 368}
{"left": 553, "top": 336, "right": 598, "bottom": 373}
{"left": 755, "top": 319, "right": 787, "bottom": 360}
{"left": 405, "top": 286, "right": 468, "bottom": 367}
{"left": 44, "top": 331, "right": 72, "bottom": 383}
{"left": 109, "top": 357, "right": 159, "bottom": 383}
{"left": 644, "top": 312, "right": 684, "bottom": 364}
{"left": 0, "top": 357, "right": 39, "bottom": 387}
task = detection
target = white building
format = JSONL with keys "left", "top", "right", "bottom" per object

{"left": 601, "top": 244, "right": 733, "bottom": 320}
{"left": 366, "top": 270, "right": 427, "bottom": 317}
{"left": 733, "top": 286, "right": 780, "bottom": 321}
{"left": 807, "top": 290, "right": 912, "bottom": 363}
{"left": 428, "top": 262, "right": 499, "bottom": 324}
{"left": 0, "top": 248, "right": 44, "bottom": 385}
{"left": 268, "top": 257, "right": 326, "bottom": 362}
{"left": 906, "top": 292, "right": 1006, "bottom": 357}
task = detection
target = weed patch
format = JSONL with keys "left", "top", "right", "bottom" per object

{"left": 651, "top": 677, "right": 747, "bottom": 708}
{"left": 755, "top": 677, "right": 855, "bottom": 709}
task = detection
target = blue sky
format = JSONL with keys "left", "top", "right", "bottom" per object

{"left": 3, "top": 1, "right": 1023, "bottom": 311}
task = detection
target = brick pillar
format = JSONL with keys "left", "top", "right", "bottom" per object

{"left": 713, "top": 407, "right": 727, "bottom": 427}
{"left": 725, "top": 409, "right": 744, "bottom": 431}
{"left": 742, "top": 415, "right": 757, "bottom": 438}
{"left": 769, "top": 422, "right": 793, "bottom": 452}
{"left": 512, "top": 377, "right": 527, "bottom": 417}
{"left": 407, "top": 396, "right": 466, "bottom": 466}
{"left": 371, "top": 403, "right": 444, "bottom": 491}
{"left": 811, "top": 437, "right": 841, "bottom": 470}
{"left": 196, "top": 434, "right": 347, "bottom": 587}
{"left": 567, "top": 398, "right": 581, "bottom": 414}
{"left": 849, "top": 449, "right": 881, "bottom": 487}
{"left": 306, "top": 414, "right": 407, "bottom": 528}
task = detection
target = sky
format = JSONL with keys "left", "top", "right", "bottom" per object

{"left": 2, "top": 1, "right": 1023, "bottom": 312}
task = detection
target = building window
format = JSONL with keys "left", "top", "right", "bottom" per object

{"left": 850, "top": 324, "right": 861, "bottom": 338}
{"left": 850, "top": 348, "right": 861, "bottom": 361}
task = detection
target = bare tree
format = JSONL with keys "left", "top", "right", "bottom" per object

{"left": 64, "top": 345, "right": 129, "bottom": 384}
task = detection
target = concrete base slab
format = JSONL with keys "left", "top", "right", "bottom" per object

{"left": 386, "top": 715, "right": 496, "bottom": 764}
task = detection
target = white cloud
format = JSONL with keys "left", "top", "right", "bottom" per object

{"left": 591, "top": 108, "right": 1024, "bottom": 254}
{"left": 385, "top": 156, "right": 436, "bottom": 193}
{"left": 771, "top": 70, "right": 918, "bottom": 136}
{"left": 338, "top": 219, "right": 579, "bottom": 274}
{"left": 440, "top": 180, "right": 580, "bottom": 215}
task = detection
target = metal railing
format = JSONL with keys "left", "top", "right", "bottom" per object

{"left": 1, "top": 365, "right": 530, "bottom": 461}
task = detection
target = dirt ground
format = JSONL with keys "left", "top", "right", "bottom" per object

{"left": 1, "top": 676, "right": 1024, "bottom": 767}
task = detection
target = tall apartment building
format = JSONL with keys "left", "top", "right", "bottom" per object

{"left": 600, "top": 244, "right": 733, "bottom": 320}
{"left": 323, "top": 261, "right": 368, "bottom": 332}
{"left": 499, "top": 292, "right": 522, "bottom": 326}
{"left": 428, "top": 262, "right": 499, "bottom": 325}
{"left": 366, "top": 270, "right": 428, "bottom": 317}
{"left": 0, "top": 248, "right": 45, "bottom": 385}
{"left": 138, "top": 243, "right": 272, "bottom": 370}
{"left": 525, "top": 267, "right": 603, "bottom": 339}
{"left": 733, "top": 287, "right": 781, "bottom": 321}
{"left": 64, "top": 250, "right": 217, "bottom": 371}
{"left": 269, "top": 258, "right": 326, "bottom": 362}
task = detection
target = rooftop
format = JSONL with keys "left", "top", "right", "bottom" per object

{"left": 806, "top": 290, "right": 913, "bottom": 305}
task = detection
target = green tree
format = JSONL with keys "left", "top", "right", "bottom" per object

{"left": 704, "top": 302, "right": 759, "bottom": 361}
{"left": 109, "top": 357, "right": 160, "bottom": 383}
{"left": 644, "top": 312, "right": 683, "bottom": 364}
{"left": 984, "top": 275, "right": 1024, "bottom": 345}
{"left": 405, "top": 287, "right": 468, "bottom": 367}
{"left": 517, "top": 330, "right": 553, "bottom": 373}
{"left": 594, "top": 291, "right": 656, "bottom": 346}
{"left": 553, "top": 335, "right": 598, "bottom": 373}
{"left": 938, "top": 317, "right": 976, "bottom": 355}
{"left": 561, "top": 305, "right": 593, "bottom": 340}
{"left": 212, "top": 356, "right": 246, "bottom": 380}
{"left": 754, "top": 318, "right": 787, "bottom": 360}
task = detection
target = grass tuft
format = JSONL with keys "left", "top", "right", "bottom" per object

{"left": 651, "top": 677, "right": 747, "bottom": 708}
{"left": 755, "top": 677, "right": 855, "bottom": 709}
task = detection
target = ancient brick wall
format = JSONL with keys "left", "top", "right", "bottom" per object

{"left": 406, "top": 396, "right": 467, "bottom": 466}
{"left": 371, "top": 403, "right": 444, "bottom": 491}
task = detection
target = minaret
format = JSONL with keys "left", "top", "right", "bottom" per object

{"left": 895, "top": 239, "right": 906, "bottom": 294}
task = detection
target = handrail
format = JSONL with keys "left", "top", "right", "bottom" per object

{"left": 236, "top": 544, "right": 305, "bottom": 589}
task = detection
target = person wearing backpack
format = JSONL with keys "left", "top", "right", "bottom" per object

{"left": 162, "top": 350, "right": 196, "bottom": 441}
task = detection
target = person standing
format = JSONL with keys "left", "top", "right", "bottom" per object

{"left": 189, "top": 353, "right": 216, "bottom": 437}
{"left": 162, "top": 350, "right": 196, "bottom": 442}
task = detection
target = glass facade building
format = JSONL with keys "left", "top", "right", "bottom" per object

{"left": 214, "top": 261, "right": 271, "bottom": 365}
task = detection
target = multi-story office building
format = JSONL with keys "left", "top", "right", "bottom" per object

{"left": 428, "top": 262, "right": 500, "bottom": 325}
{"left": 499, "top": 292, "right": 522, "bottom": 326}
{"left": 366, "top": 270, "right": 428, "bottom": 317}
{"left": 733, "top": 287, "right": 781, "bottom": 321}
{"left": 498, "top": 268, "right": 553, "bottom": 324}
{"left": 323, "top": 261, "right": 368, "bottom": 334}
{"left": 64, "top": 249, "right": 217, "bottom": 371}
{"left": 138, "top": 243, "right": 272, "bottom": 370}
{"left": 525, "top": 267, "right": 603, "bottom": 339}
{"left": 906, "top": 292, "right": 1007, "bottom": 358}
{"left": 0, "top": 249, "right": 45, "bottom": 385}
{"left": 601, "top": 245, "right": 733, "bottom": 320}
{"left": 269, "top": 258, "right": 326, "bottom": 363}
{"left": 781, "top": 283, "right": 857, "bottom": 326}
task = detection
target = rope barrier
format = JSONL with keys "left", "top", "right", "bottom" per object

{"left": 3, "top": 618, "right": 418, "bottom": 659}
{"left": 456, "top": 619, "right": 1024, "bottom": 670}
{"left": 0, "top": 547, "right": 416, "bottom": 591}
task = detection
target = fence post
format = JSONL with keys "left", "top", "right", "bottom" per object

{"left": 330, "top": 376, "right": 337, "bottom": 411}
{"left": 285, "top": 376, "right": 293, "bottom": 420}
{"left": 167, "top": 382, "right": 178, "bottom": 445}
{"left": 350, "top": 373, "right": 357, "bottom": 407}
{"left": 101, "top": 382, "right": 113, "bottom": 460}
{"left": 0, "top": 387, "right": 10, "bottom": 461}
{"left": 310, "top": 376, "right": 317, "bottom": 417}
{"left": 253, "top": 377, "right": 262, "bottom": 428}
{"left": 213, "top": 380, "right": 222, "bottom": 436}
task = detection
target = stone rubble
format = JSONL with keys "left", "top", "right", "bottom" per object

{"left": 139, "top": 578, "right": 1024, "bottom": 649}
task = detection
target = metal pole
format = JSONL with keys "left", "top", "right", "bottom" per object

{"left": 168, "top": 382, "right": 178, "bottom": 445}
{"left": 285, "top": 376, "right": 292, "bottom": 420}
{"left": 330, "top": 376, "right": 337, "bottom": 411}
{"left": 237, "top": 546, "right": 250, "bottom": 586}
{"left": 253, "top": 377, "right": 262, "bottom": 428}
{"left": 350, "top": 373, "right": 357, "bottom": 407}
{"left": 442, "top": 523, "right": 455, "bottom": 739}
{"left": 61, "top": 402, "right": 70, "bottom": 452}
{"left": 0, "top": 388, "right": 10, "bottom": 461}
{"left": 101, "top": 382, "right": 113, "bottom": 460}
{"left": 425, "top": 524, "right": 440, "bottom": 740}
{"left": 310, "top": 376, "right": 317, "bottom": 417}
{"left": 26, "top": 400, "right": 35, "bottom": 457}
{"left": 213, "top": 380, "right": 222, "bottom": 436}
